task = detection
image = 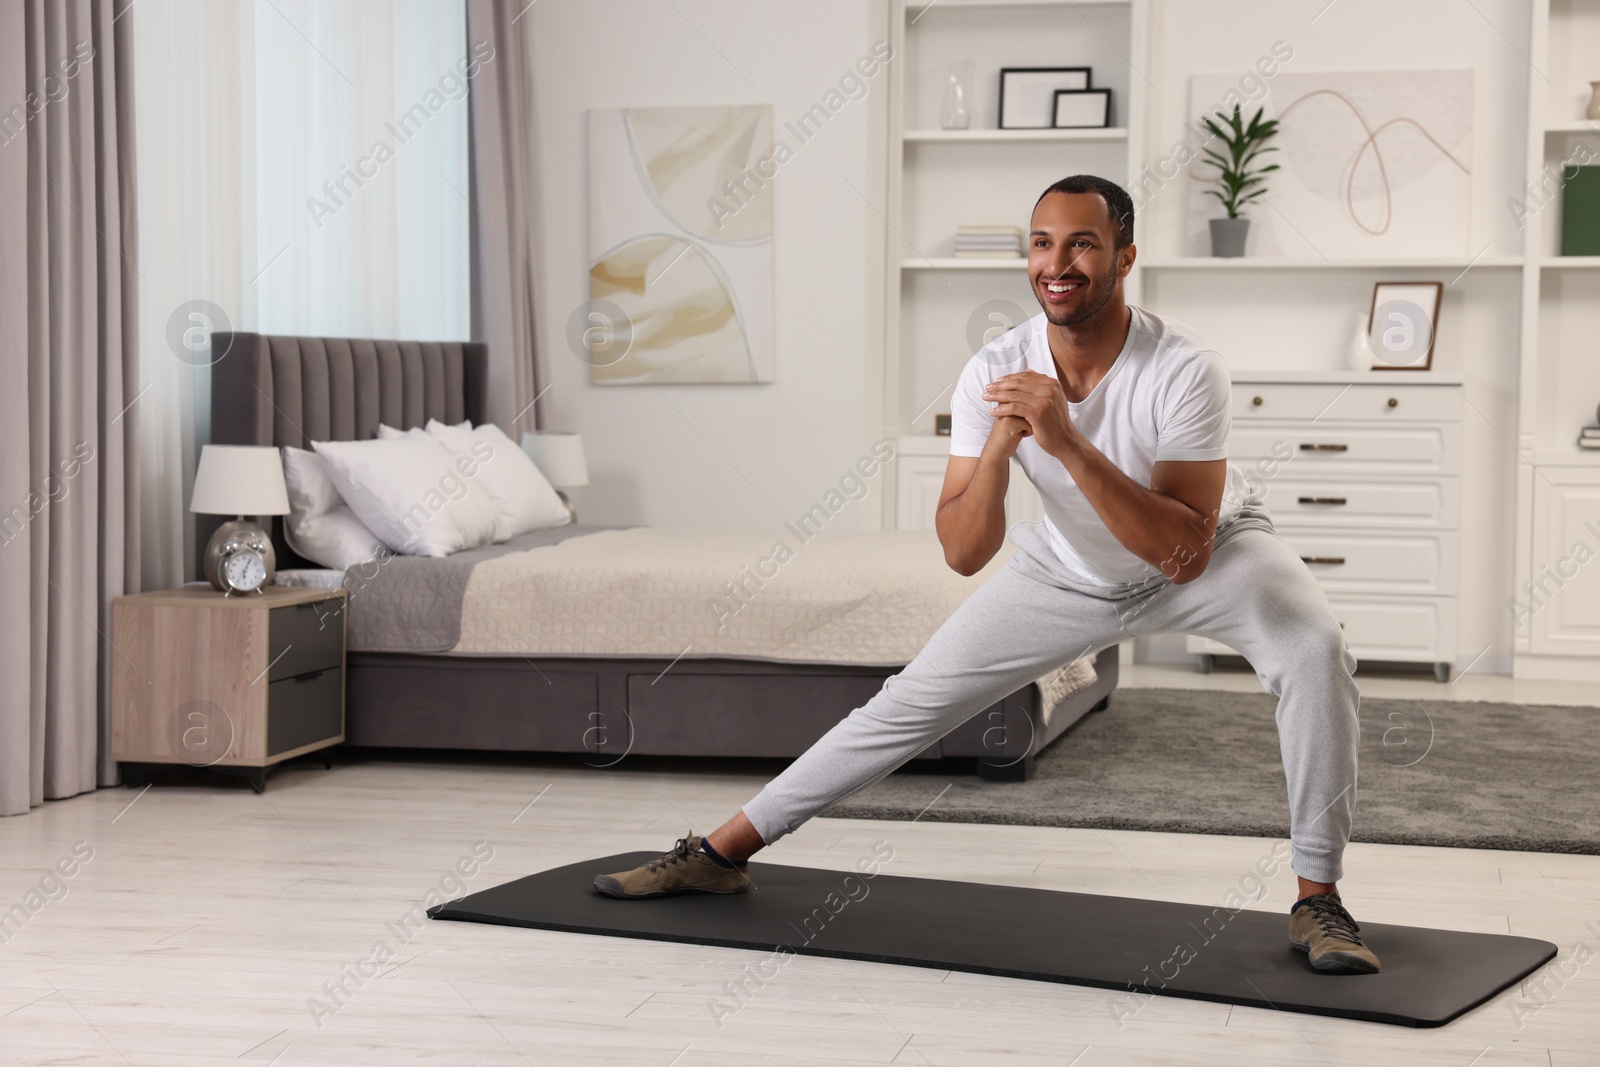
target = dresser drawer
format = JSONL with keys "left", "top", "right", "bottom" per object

{"left": 1257, "top": 476, "right": 1458, "bottom": 529}
{"left": 268, "top": 599, "right": 345, "bottom": 681}
{"left": 1233, "top": 383, "right": 1462, "bottom": 423}
{"left": 1329, "top": 595, "right": 1456, "bottom": 662}
{"left": 1188, "top": 595, "right": 1455, "bottom": 663}
{"left": 1277, "top": 529, "right": 1458, "bottom": 595}
{"left": 1230, "top": 422, "right": 1460, "bottom": 476}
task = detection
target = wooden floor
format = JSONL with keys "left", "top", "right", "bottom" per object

{"left": 3, "top": 665, "right": 1597, "bottom": 1066}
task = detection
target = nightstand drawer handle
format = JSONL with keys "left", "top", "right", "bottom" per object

{"left": 294, "top": 669, "right": 327, "bottom": 683}
{"left": 1300, "top": 556, "right": 1346, "bottom": 565}
{"left": 1251, "top": 395, "right": 1263, "bottom": 406}
{"left": 1298, "top": 443, "right": 1349, "bottom": 452}
{"left": 1297, "top": 496, "right": 1348, "bottom": 506}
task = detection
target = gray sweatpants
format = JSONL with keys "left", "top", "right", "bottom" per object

{"left": 741, "top": 515, "right": 1361, "bottom": 884}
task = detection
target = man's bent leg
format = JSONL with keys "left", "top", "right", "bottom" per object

{"left": 1130, "top": 527, "right": 1361, "bottom": 885}
{"left": 740, "top": 548, "right": 1123, "bottom": 850}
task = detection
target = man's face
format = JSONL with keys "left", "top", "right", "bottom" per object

{"left": 1028, "top": 191, "right": 1129, "bottom": 329}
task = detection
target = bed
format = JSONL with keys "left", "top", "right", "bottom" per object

{"left": 202, "top": 333, "right": 1117, "bottom": 780}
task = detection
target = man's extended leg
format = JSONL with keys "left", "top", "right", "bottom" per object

{"left": 735, "top": 539, "right": 1122, "bottom": 852}
{"left": 594, "top": 523, "right": 1126, "bottom": 897}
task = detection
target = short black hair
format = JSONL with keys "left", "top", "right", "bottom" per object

{"left": 1034, "top": 174, "right": 1134, "bottom": 250}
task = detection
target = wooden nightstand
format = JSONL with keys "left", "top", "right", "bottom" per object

{"left": 111, "top": 584, "right": 347, "bottom": 789}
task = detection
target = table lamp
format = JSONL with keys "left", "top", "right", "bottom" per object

{"left": 521, "top": 432, "right": 589, "bottom": 522}
{"left": 190, "top": 445, "right": 291, "bottom": 593}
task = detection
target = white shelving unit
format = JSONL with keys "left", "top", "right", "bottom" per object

{"left": 901, "top": 128, "right": 1129, "bottom": 143}
{"left": 870, "top": 0, "right": 1600, "bottom": 678}
{"left": 879, "top": 0, "right": 1144, "bottom": 541}
{"left": 1513, "top": 0, "right": 1600, "bottom": 671}
{"left": 880, "top": 0, "right": 1144, "bottom": 437}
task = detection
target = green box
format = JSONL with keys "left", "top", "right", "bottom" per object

{"left": 1561, "top": 166, "right": 1600, "bottom": 255}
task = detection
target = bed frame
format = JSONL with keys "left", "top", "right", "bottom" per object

{"left": 205, "top": 333, "right": 1117, "bottom": 781}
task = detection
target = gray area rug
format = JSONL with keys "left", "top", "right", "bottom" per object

{"left": 820, "top": 688, "right": 1600, "bottom": 855}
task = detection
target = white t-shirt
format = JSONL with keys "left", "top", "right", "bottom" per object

{"left": 950, "top": 304, "right": 1257, "bottom": 594}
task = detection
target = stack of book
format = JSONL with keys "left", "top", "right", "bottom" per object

{"left": 954, "top": 225, "right": 1023, "bottom": 259}
{"left": 1580, "top": 424, "right": 1600, "bottom": 450}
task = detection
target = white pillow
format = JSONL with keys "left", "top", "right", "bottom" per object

{"left": 280, "top": 447, "right": 388, "bottom": 569}
{"left": 377, "top": 419, "right": 469, "bottom": 439}
{"left": 425, "top": 419, "right": 570, "bottom": 538}
{"left": 311, "top": 433, "right": 500, "bottom": 557}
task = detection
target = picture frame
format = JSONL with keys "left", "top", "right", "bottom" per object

{"left": 1052, "top": 88, "right": 1113, "bottom": 129}
{"left": 999, "top": 67, "right": 1091, "bottom": 129}
{"left": 1367, "top": 281, "right": 1442, "bottom": 371}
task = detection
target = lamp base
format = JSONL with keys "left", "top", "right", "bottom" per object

{"left": 556, "top": 490, "right": 577, "bottom": 524}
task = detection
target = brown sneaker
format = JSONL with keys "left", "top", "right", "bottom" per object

{"left": 593, "top": 833, "right": 751, "bottom": 899}
{"left": 1289, "top": 891, "right": 1381, "bottom": 974}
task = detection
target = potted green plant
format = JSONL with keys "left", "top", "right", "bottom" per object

{"left": 1200, "top": 103, "right": 1280, "bottom": 257}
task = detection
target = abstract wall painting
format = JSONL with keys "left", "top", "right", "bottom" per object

{"left": 586, "top": 105, "right": 775, "bottom": 384}
{"left": 1184, "top": 70, "right": 1474, "bottom": 258}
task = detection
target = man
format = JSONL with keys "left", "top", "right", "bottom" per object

{"left": 594, "top": 174, "right": 1379, "bottom": 976}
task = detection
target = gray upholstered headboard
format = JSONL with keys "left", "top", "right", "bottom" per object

{"left": 202, "top": 333, "right": 490, "bottom": 572}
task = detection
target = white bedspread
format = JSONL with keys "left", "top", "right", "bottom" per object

{"left": 452, "top": 527, "right": 1097, "bottom": 720}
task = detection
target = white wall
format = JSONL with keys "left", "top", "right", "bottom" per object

{"left": 522, "top": 0, "right": 884, "bottom": 530}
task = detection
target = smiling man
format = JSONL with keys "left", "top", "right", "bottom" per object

{"left": 595, "top": 175, "right": 1379, "bottom": 977}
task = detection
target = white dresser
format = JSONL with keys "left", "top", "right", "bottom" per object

{"left": 894, "top": 375, "right": 1463, "bottom": 681}
{"left": 1186, "top": 375, "right": 1463, "bottom": 682}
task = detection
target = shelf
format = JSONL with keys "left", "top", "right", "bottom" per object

{"left": 1230, "top": 370, "right": 1467, "bottom": 386}
{"left": 902, "top": 257, "right": 1026, "bottom": 270}
{"left": 907, "top": 0, "right": 1129, "bottom": 11}
{"left": 1543, "top": 120, "right": 1600, "bottom": 134}
{"left": 1141, "top": 256, "right": 1523, "bottom": 270}
{"left": 903, "top": 128, "right": 1128, "bottom": 144}
{"left": 1532, "top": 447, "right": 1600, "bottom": 467}
{"left": 1540, "top": 257, "right": 1600, "bottom": 269}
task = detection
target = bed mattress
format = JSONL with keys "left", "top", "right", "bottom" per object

{"left": 279, "top": 524, "right": 1097, "bottom": 718}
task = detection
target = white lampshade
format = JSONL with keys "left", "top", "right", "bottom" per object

{"left": 521, "top": 432, "right": 589, "bottom": 487}
{"left": 189, "top": 445, "right": 291, "bottom": 516}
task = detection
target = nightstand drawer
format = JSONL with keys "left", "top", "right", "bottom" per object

{"left": 267, "top": 666, "right": 344, "bottom": 756}
{"left": 268, "top": 600, "right": 345, "bottom": 681}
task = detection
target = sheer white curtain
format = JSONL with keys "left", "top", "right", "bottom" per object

{"left": 134, "top": 0, "right": 469, "bottom": 588}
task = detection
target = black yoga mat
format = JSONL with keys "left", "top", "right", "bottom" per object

{"left": 429, "top": 852, "right": 1556, "bottom": 1028}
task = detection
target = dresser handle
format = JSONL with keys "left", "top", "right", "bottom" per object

{"left": 1300, "top": 556, "right": 1346, "bottom": 565}
{"left": 1387, "top": 397, "right": 1398, "bottom": 408}
{"left": 1298, "top": 443, "right": 1349, "bottom": 452}
{"left": 1251, "top": 395, "right": 1263, "bottom": 406}
{"left": 1297, "top": 496, "right": 1348, "bottom": 506}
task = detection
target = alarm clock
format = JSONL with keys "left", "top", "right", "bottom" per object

{"left": 203, "top": 520, "right": 276, "bottom": 595}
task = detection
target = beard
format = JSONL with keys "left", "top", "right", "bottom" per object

{"left": 1038, "top": 254, "right": 1120, "bottom": 329}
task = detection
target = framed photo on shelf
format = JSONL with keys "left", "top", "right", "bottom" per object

{"left": 1052, "top": 88, "right": 1113, "bottom": 129}
{"left": 1366, "top": 281, "right": 1442, "bottom": 371}
{"left": 999, "top": 67, "right": 1091, "bottom": 129}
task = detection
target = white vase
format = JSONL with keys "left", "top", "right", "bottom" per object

{"left": 940, "top": 63, "right": 972, "bottom": 130}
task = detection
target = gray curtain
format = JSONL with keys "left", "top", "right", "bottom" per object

{"left": 466, "top": 0, "right": 544, "bottom": 436}
{"left": 0, "top": 0, "right": 140, "bottom": 816}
